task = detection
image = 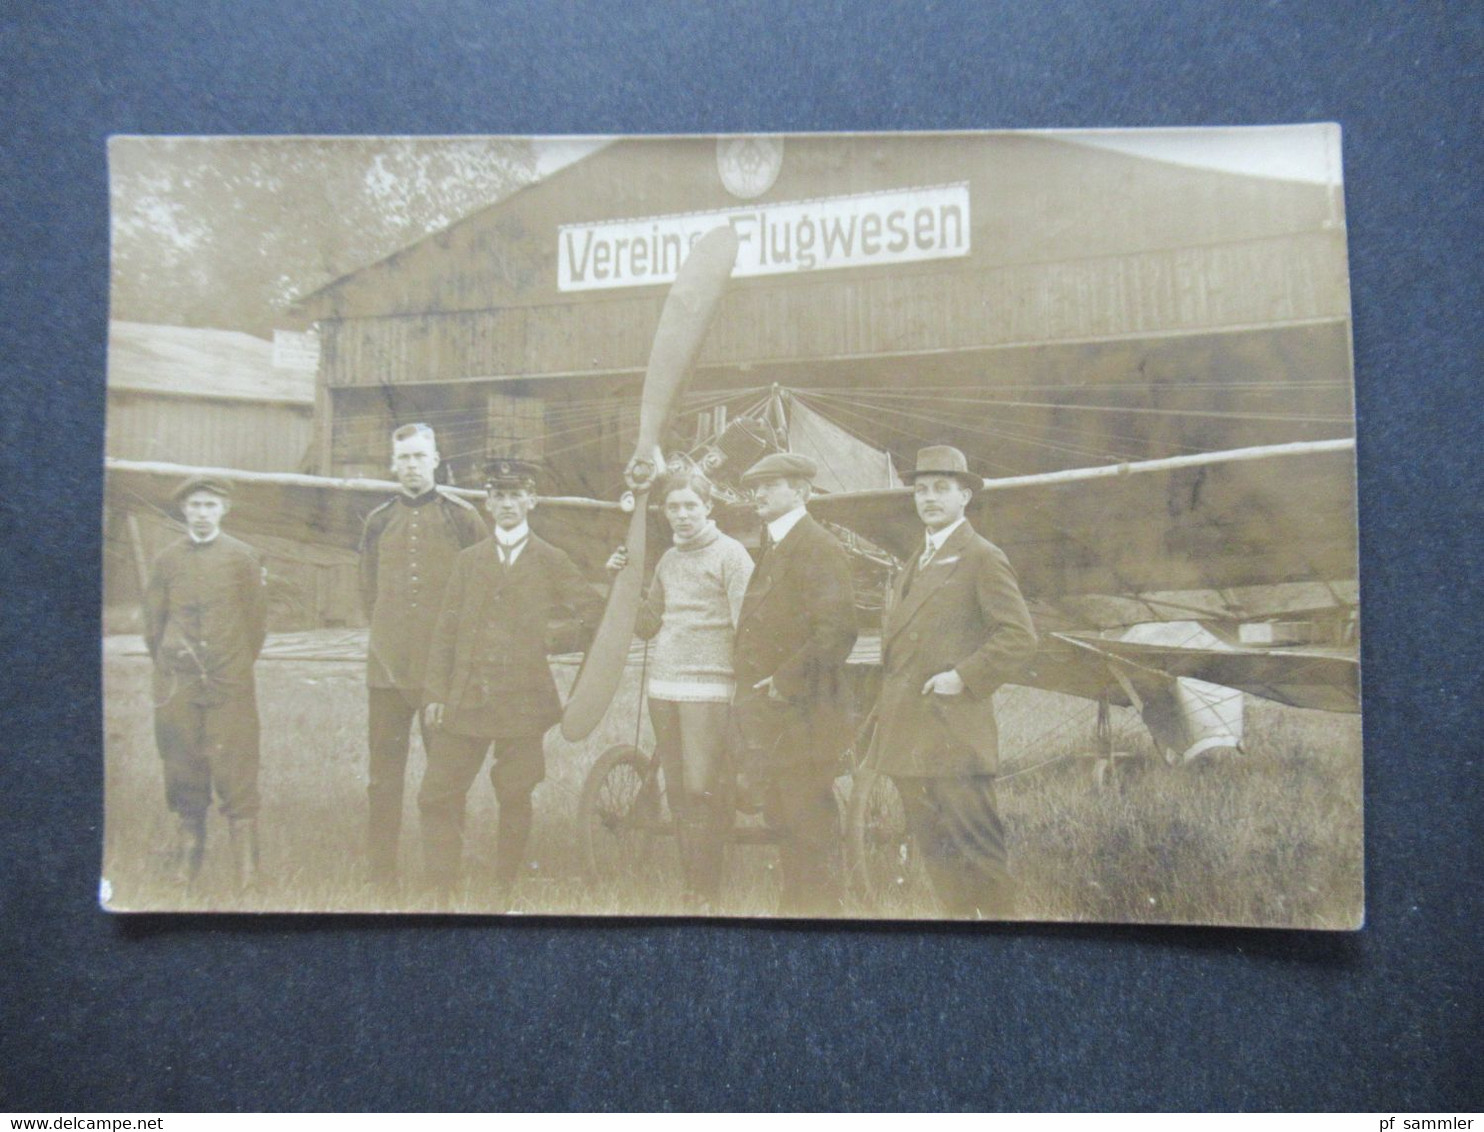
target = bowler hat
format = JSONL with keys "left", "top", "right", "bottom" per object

{"left": 483, "top": 457, "right": 540, "bottom": 490}
{"left": 740, "top": 452, "right": 819, "bottom": 484}
{"left": 173, "top": 475, "right": 234, "bottom": 504}
{"left": 903, "top": 445, "right": 983, "bottom": 490}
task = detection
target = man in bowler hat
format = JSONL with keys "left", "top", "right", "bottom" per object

{"left": 143, "top": 475, "right": 268, "bottom": 890}
{"left": 733, "top": 452, "right": 859, "bottom": 916}
{"left": 419, "top": 458, "right": 603, "bottom": 903}
{"left": 869, "top": 445, "right": 1038, "bottom": 918}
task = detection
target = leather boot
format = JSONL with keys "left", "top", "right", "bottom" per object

{"left": 171, "top": 814, "right": 206, "bottom": 886}
{"left": 694, "top": 790, "right": 729, "bottom": 909}
{"left": 676, "top": 793, "right": 727, "bottom": 912}
{"left": 674, "top": 813, "right": 706, "bottom": 911}
{"left": 228, "top": 817, "right": 261, "bottom": 892}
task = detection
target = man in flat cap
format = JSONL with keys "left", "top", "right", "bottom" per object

{"left": 870, "top": 446, "right": 1037, "bottom": 918}
{"left": 418, "top": 458, "right": 604, "bottom": 904}
{"left": 358, "top": 423, "right": 485, "bottom": 889}
{"left": 143, "top": 476, "right": 268, "bottom": 890}
{"left": 733, "top": 452, "right": 859, "bottom": 916}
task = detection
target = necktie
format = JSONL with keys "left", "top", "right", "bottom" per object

{"left": 498, "top": 536, "right": 527, "bottom": 568}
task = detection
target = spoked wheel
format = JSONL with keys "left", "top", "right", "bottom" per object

{"left": 845, "top": 768, "right": 934, "bottom": 917}
{"left": 577, "top": 744, "right": 668, "bottom": 882}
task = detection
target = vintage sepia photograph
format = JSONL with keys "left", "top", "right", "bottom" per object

{"left": 101, "top": 129, "right": 1361, "bottom": 926}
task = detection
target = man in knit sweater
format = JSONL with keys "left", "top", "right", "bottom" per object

{"left": 733, "top": 453, "right": 859, "bottom": 917}
{"left": 609, "top": 471, "right": 754, "bottom": 908}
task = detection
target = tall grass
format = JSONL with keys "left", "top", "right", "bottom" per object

{"left": 101, "top": 646, "right": 1363, "bottom": 926}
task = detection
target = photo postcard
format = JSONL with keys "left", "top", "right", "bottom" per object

{"left": 102, "top": 128, "right": 1362, "bottom": 926}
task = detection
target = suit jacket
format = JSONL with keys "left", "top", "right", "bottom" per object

{"left": 871, "top": 521, "right": 1037, "bottom": 778}
{"left": 733, "top": 513, "right": 859, "bottom": 769}
{"left": 423, "top": 535, "right": 603, "bottom": 739}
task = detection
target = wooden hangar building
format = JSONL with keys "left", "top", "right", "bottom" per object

{"left": 297, "top": 132, "right": 1353, "bottom": 502}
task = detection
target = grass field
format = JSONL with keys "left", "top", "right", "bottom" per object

{"left": 101, "top": 640, "right": 1363, "bottom": 927}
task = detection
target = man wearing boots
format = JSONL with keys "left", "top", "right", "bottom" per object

{"left": 419, "top": 459, "right": 603, "bottom": 905}
{"left": 869, "top": 446, "right": 1038, "bottom": 919}
{"left": 359, "top": 423, "right": 485, "bottom": 890}
{"left": 143, "top": 476, "right": 268, "bottom": 890}
{"left": 733, "top": 453, "right": 859, "bottom": 917}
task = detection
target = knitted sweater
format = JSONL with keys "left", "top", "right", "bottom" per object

{"left": 637, "top": 522, "right": 755, "bottom": 703}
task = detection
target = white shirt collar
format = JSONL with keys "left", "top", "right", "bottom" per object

{"left": 188, "top": 530, "right": 221, "bottom": 546}
{"left": 766, "top": 505, "right": 809, "bottom": 546}
{"left": 925, "top": 516, "right": 966, "bottom": 555}
{"left": 495, "top": 521, "right": 530, "bottom": 547}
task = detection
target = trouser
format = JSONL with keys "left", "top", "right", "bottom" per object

{"left": 762, "top": 762, "right": 840, "bottom": 917}
{"left": 366, "top": 686, "right": 425, "bottom": 878}
{"left": 649, "top": 698, "right": 731, "bottom": 905}
{"left": 893, "top": 774, "right": 1016, "bottom": 918}
{"left": 154, "top": 682, "right": 260, "bottom": 822}
{"left": 418, "top": 728, "right": 544, "bottom": 889}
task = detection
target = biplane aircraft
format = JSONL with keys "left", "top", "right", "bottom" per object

{"left": 103, "top": 217, "right": 1360, "bottom": 916}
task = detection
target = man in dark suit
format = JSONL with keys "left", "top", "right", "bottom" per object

{"left": 358, "top": 423, "right": 485, "bottom": 888}
{"left": 870, "top": 445, "right": 1038, "bottom": 918}
{"left": 144, "top": 475, "right": 268, "bottom": 890}
{"left": 733, "top": 453, "right": 859, "bottom": 917}
{"left": 419, "top": 458, "right": 603, "bottom": 901}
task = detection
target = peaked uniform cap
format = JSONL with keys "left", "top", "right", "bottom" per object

{"left": 740, "top": 452, "right": 819, "bottom": 484}
{"left": 904, "top": 445, "right": 984, "bottom": 490}
{"left": 484, "top": 457, "right": 541, "bottom": 489}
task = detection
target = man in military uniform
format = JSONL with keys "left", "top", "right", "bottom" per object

{"left": 870, "top": 446, "right": 1038, "bottom": 918}
{"left": 358, "top": 423, "right": 486, "bottom": 888}
{"left": 419, "top": 459, "right": 604, "bottom": 902}
{"left": 733, "top": 452, "right": 859, "bottom": 917}
{"left": 144, "top": 476, "right": 268, "bottom": 889}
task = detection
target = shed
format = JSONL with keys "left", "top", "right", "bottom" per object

{"left": 296, "top": 131, "right": 1353, "bottom": 497}
{"left": 104, "top": 322, "right": 358, "bottom": 629}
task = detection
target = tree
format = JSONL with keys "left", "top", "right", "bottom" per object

{"left": 110, "top": 137, "right": 538, "bottom": 336}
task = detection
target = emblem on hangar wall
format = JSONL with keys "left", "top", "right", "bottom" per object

{"left": 716, "top": 136, "right": 784, "bottom": 199}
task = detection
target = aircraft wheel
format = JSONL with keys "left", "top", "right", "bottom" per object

{"left": 845, "top": 768, "right": 932, "bottom": 916}
{"left": 577, "top": 744, "right": 666, "bottom": 882}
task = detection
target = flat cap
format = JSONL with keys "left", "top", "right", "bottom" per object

{"left": 903, "top": 445, "right": 983, "bottom": 490}
{"left": 173, "top": 475, "right": 234, "bottom": 504}
{"left": 740, "top": 452, "right": 819, "bottom": 484}
{"left": 484, "top": 457, "right": 541, "bottom": 489}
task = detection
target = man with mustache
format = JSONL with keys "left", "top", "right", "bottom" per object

{"left": 732, "top": 452, "right": 859, "bottom": 917}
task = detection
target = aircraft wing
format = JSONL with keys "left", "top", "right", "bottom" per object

{"left": 105, "top": 459, "right": 632, "bottom": 577}
{"left": 1049, "top": 632, "right": 1360, "bottom": 713}
{"left": 808, "top": 439, "right": 1358, "bottom": 601}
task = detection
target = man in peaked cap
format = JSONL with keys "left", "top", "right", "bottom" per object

{"left": 144, "top": 475, "right": 268, "bottom": 890}
{"left": 869, "top": 445, "right": 1038, "bottom": 919}
{"left": 733, "top": 451, "right": 859, "bottom": 917}
{"left": 358, "top": 423, "right": 486, "bottom": 891}
{"left": 418, "top": 457, "right": 604, "bottom": 906}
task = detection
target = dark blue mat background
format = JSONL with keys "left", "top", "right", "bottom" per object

{"left": 2, "top": 1, "right": 1480, "bottom": 1112}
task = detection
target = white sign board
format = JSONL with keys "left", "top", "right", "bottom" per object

{"left": 557, "top": 182, "right": 970, "bottom": 293}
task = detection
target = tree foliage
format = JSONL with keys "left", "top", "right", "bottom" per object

{"left": 110, "top": 138, "right": 538, "bottom": 336}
